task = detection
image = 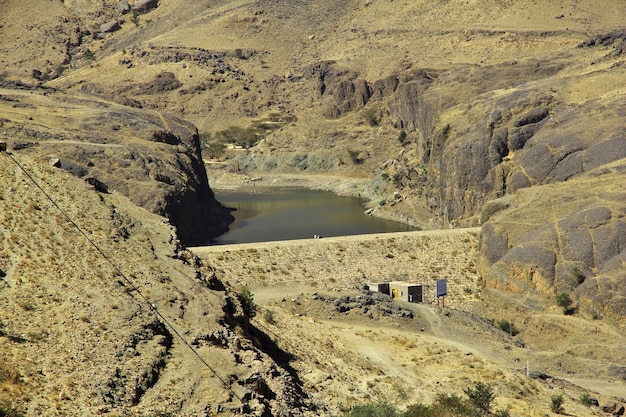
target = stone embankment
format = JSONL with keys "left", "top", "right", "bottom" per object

{"left": 192, "top": 228, "right": 482, "bottom": 309}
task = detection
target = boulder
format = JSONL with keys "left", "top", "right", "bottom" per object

{"left": 116, "top": 0, "right": 131, "bottom": 14}
{"left": 100, "top": 20, "right": 120, "bottom": 33}
{"left": 134, "top": 72, "right": 181, "bottom": 95}
{"left": 132, "top": 0, "right": 158, "bottom": 14}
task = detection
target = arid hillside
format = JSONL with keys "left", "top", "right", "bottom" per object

{"left": 0, "top": 153, "right": 327, "bottom": 416}
{"left": 1, "top": 0, "right": 625, "bottom": 416}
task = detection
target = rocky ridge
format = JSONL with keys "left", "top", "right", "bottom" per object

{"left": 0, "top": 154, "right": 322, "bottom": 416}
{"left": 0, "top": 82, "right": 233, "bottom": 245}
{"left": 236, "top": 32, "right": 626, "bottom": 320}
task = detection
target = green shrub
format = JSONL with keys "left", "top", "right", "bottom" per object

{"left": 403, "top": 403, "right": 431, "bottom": 417}
{"left": 550, "top": 393, "right": 564, "bottom": 414}
{"left": 237, "top": 287, "right": 257, "bottom": 318}
{"left": 464, "top": 382, "right": 494, "bottom": 416}
{"left": 0, "top": 402, "right": 25, "bottom": 417}
{"left": 494, "top": 409, "right": 510, "bottom": 417}
{"left": 263, "top": 309, "right": 276, "bottom": 324}
{"left": 579, "top": 393, "right": 595, "bottom": 407}
{"left": 201, "top": 137, "right": 226, "bottom": 159}
{"left": 397, "top": 130, "right": 407, "bottom": 144}
{"left": 497, "top": 319, "right": 519, "bottom": 336}
{"left": 215, "top": 126, "right": 260, "bottom": 149}
{"left": 131, "top": 11, "right": 140, "bottom": 26}
{"left": 84, "top": 49, "right": 95, "bottom": 60}
{"left": 432, "top": 393, "right": 474, "bottom": 416}
{"left": 349, "top": 401, "right": 399, "bottom": 417}
{"left": 363, "top": 108, "right": 380, "bottom": 127}
{"left": 572, "top": 267, "right": 585, "bottom": 285}
{"left": 556, "top": 293, "right": 573, "bottom": 314}
{"left": 348, "top": 149, "right": 363, "bottom": 164}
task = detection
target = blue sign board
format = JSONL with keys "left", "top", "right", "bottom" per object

{"left": 436, "top": 279, "right": 447, "bottom": 297}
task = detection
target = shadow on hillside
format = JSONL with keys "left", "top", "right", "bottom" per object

{"left": 248, "top": 324, "right": 307, "bottom": 395}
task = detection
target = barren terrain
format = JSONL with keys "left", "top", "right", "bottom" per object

{"left": 1, "top": 0, "right": 625, "bottom": 416}
{"left": 191, "top": 209, "right": 626, "bottom": 416}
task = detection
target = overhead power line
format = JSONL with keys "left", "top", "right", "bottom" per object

{"left": 1, "top": 149, "right": 243, "bottom": 404}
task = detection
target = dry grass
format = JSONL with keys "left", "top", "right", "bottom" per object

{"left": 0, "top": 0, "right": 625, "bottom": 414}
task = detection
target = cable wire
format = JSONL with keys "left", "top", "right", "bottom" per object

{"left": 2, "top": 151, "right": 243, "bottom": 404}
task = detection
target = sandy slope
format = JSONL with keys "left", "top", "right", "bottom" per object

{"left": 192, "top": 223, "right": 626, "bottom": 416}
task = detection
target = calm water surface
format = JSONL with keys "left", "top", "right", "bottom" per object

{"left": 211, "top": 188, "right": 414, "bottom": 244}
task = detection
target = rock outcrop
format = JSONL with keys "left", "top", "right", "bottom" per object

{"left": 295, "top": 34, "right": 626, "bottom": 319}
{"left": 0, "top": 83, "right": 233, "bottom": 245}
{"left": 478, "top": 165, "right": 626, "bottom": 319}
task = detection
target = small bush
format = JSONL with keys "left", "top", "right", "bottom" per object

{"left": 572, "top": 267, "right": 585, "bottom": 285}
{"left": 550, "top": 393, "right": 564, "bottom": 414}
{"left": 0, "top": 401, "right": 25, "bottom": 417}
{"left": 0, "top": 363, "right": 22, "bottom": 385}
{"left": 349, "top": 401, "right": 399, "bottom": 417}
{"left": 464, "top": 382, "right": 494, "bottom": 416}
{"left": 556, "top": 293, "right": 573, "bottom": 314}
{"left": 237, "top": 287, "right": 257, "bottom": 318}
{"left": 392, "top": 173, "right": 402, "bottom": 187}
{"left": 348, "top": 149, "right": 363, "bottom": 164}
{"left": 397, "top": 130, "right": 407, "bottom": 144}
{"left": 579, "top": 393, "right": 596, "bottom": 407}
{"left": 497, "top": 319, "right": 519, "bottom": 336}
{"left": 363, "top": 108, "right": 380, "bottom": 127}
{"left": 403, "top": 403, "right": 431, "bottom": 417}
{"left": 131, "top": 11, "right": 140, "bottom": 26}
{"left": 263, "top": 309, "right": 276, "bottom": 325}
{"left": 432, "top": 393, "right": 474, "bottom": 416}
{"left": 494, "top": 409, "right": 511, "bottom": 417}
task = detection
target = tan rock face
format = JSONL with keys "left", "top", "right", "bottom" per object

{"left": 0, "top": 84, "right": 233, "bottom": 245}
{"left": 479, "top": 170, "right": 626, "bottom": 321}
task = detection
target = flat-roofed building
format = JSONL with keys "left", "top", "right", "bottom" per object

{"left": 389, "top": 281, "right": 422, "bottom": 303}
{"left": 365, "top": 282, "right": 390, "bottom": 295}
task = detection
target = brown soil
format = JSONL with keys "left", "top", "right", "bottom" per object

{"left": 1, "top": 0, "right": 625, "bottom": 415}
{"left": 191, "top": 195, "right": 626, "bottom": 415}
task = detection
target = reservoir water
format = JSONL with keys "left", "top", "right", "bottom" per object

{"left": 211, "top": 188, "right": 414, "bottom": 244}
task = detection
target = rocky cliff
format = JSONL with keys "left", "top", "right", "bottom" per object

{"left": 308, "top": 34, "right": 626, "bottom": 318}
{"left": 0, "top": 82, "right": 233, "bottom": 245}
{"left": 233, "top": 30, "right": 626, "bottom": 319}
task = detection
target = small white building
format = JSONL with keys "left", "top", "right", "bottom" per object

{"left": 366, "top": 282, "right": 390, "bottom": 295}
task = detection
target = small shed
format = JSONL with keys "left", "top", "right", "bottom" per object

{"left": 366, "top": 282, "right": 390, "bottom": 295}
{"left": 389, "top": 281, "right": 423, "bottom": 303}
